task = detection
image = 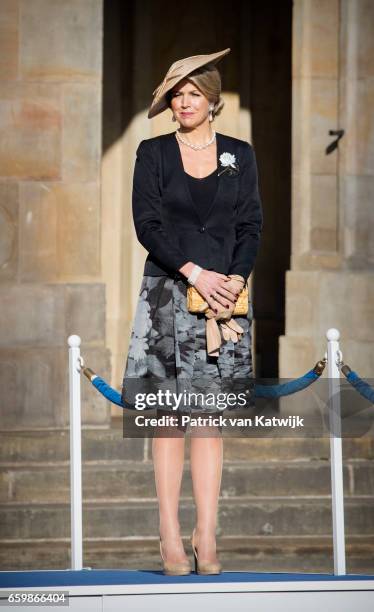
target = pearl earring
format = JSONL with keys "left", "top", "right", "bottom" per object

{"left": 209, "top": 106, "right": 214, "bottom": 122}
{"left": 172, "top": 115, "right": 176, "bottom": 122}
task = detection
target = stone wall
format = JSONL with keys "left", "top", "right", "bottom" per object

{"left": 280, "top": 0, "right": 374, "bottom": 379}
{"left": 0, "top": 0, "right": 110, "bottom": 428}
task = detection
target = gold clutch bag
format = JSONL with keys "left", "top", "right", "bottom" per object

{"left": 187, "top": 281, "right": 249, "bottom": 315}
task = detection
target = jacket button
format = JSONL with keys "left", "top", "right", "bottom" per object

{"left": 199, "top": 226, "right": 206, "bottom": 233}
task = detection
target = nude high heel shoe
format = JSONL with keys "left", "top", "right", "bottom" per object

{"left": 191, "top": 527, "right": 222, "bottom": 575}
{"left": 159, "top": 536, "right": 191, "bottom": 576}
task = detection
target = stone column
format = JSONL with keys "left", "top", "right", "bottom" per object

{"left": 280, "top": 0, "right": 374, "bottom": 379}
{"left": 0, "top": 0, "right": 110, "bottom": 428}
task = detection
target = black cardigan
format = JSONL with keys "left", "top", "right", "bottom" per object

{"left": 132, "top": 131, "right": 263, "bottom": 280}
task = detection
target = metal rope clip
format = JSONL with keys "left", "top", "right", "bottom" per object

{"left": 335, "top": 350, "right": 344, "bottom": 368}
{"left": 76, "top": 355, "right": 85, "bottom": 373}
{"left": 314, "top": 356, "right": 327, "bottom": 375}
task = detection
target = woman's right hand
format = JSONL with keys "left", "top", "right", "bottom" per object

{"left": 194, "top": 269, "right": 239, "bottom": 313}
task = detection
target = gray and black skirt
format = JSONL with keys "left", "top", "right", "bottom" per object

{"left": 121, "top": 275, "right": 254, "bottom": 415}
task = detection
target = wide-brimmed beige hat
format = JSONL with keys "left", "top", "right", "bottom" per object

{"left": 148, "top": 48, "right": 231, "bottom": 119}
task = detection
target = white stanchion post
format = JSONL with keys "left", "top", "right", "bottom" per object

{"left": 326, "top": 328, "right": 346, "bottom": 575}
{"left": 68, "top": 334, "right": 83, "bottom": 570}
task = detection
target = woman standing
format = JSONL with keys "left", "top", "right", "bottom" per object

{"left": 122, "top": 48, "right": 263, "bottom": 575}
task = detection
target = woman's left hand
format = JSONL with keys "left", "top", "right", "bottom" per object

{"left": 214, "top": 275, "right": 245, "bottom": 319}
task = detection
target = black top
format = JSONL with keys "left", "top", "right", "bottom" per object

{"left": 185, "top": 169, "right": 218, "bottom": 222}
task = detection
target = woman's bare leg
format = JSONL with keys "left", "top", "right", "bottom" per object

{"left": 190, "top": 419, "right": 223, "bottom": 562}
{"left": 152, "top": 411, "right": 189, "bottom": 563}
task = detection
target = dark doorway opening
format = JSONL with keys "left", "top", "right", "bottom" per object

{"left": 103, "top": 0, "right": 292, "bottom": 378}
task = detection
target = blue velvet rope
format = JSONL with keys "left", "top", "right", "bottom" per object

{"left": 89, "top": 369, "right": 321, "bottom": 408}
{"left": 91, "top": 376, "right": 124, "bottom": 408}
{"left": 254, "top": 370, "right": 319, "bottom": 398}
{"left": 344, "top": 370, "right": 374, "bottom": 404}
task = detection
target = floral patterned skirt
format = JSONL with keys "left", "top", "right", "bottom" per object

{"left": 121, "top": 275, "right": 254, "bottom": 414}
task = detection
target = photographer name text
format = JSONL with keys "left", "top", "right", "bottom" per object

{"left": 134, "top": 415, "right": 304, "bottom": 428}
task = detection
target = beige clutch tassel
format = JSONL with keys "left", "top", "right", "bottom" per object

{"left": 220, "top": 317, "right": 245, "bottom": 343}
{"left": 204, "top": 306, "right": 222, "bottom": 357}
{"left": 203, "top": 304, "right": 245, "bottom": 357}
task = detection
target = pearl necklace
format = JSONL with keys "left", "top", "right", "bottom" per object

{"left": 176, "top": 129, "right": 216, "bottom": 150}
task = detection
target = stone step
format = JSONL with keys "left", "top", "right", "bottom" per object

{"left": 0, "top": 428, "right": 144, "bottom": 464}
{"left": 1, "top": 459, "right": 373, "bottom": 503}
{"left": 1, "top": 535, "right": 374, "bottom": 574}
{"left": 1, "top": 497, "right": 373, "bottom": 540}
{"left": 1, "top": 427, "right": 373, "bottom": 463}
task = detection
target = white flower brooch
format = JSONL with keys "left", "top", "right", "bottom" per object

{"left": 218, "top": 152, "right": 240, "bottom": 177}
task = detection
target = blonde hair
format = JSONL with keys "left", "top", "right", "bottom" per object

{"left": 166, "top": 63, "right": 224, "bottom": 121}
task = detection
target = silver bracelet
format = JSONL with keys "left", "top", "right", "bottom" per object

{"left": 187, "top": 265, "right": 203, "bottom": 286}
